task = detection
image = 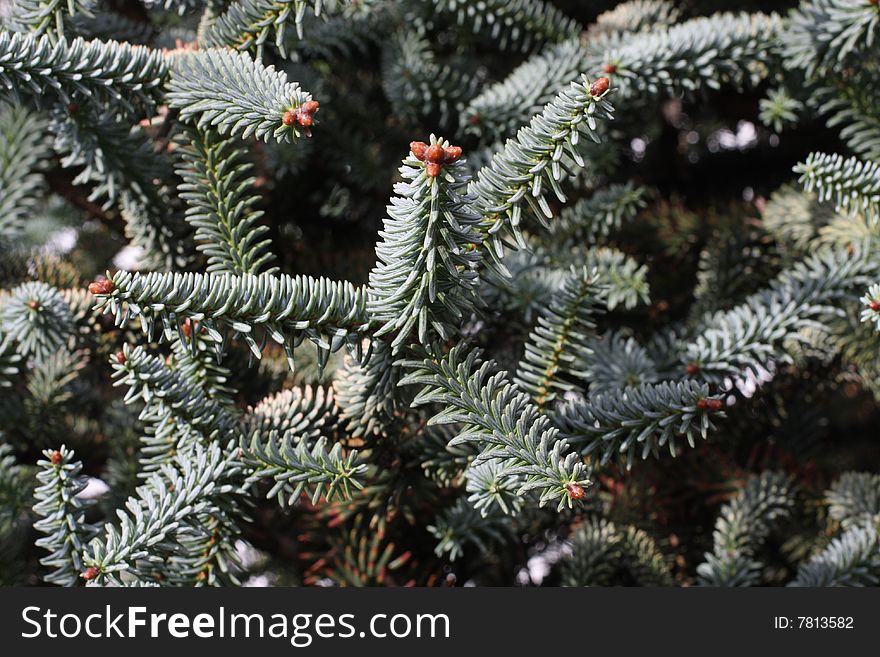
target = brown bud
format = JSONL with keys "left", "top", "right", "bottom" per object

{"left": 27, "top": 299, "right": 40, "bottom": 310}
{"left": 282, "top": 110, "right": 296, "bottom": 126}
{"left": 50, "top": 451, "right": 62, "bottom": 465}
{"left": 67, "top": 102, "right": 78, "bottom": 114}
{"left": 602, "top": 63, "right": 617, "bottom": 74}
{"left": 410, "top": 141, "right": 429, "bottom": 161}
{"left": 182, "top": 318, "right": 193, "bottom": 338}
{"left": 88, "top": 278, "right": 113, "bottom": 295}
{"left": 425, "top": 143, "right": 445, "bottom": 164}
{"left": 115, "top": 351, "right": 126, "bottom": 365}
{"left": 81, "top": 567, "right": 99, "bottom": 581}
{"left": 685, "top": 362, "right": 701, "bottom": 375}
{"left": 468, "top": 113, "right": 481, "bottom": 126}
{"left": 566, "top": 483, "right": 586, "bottom": 500}
{"left": 697, "top": 398, "right": 723, "bottom": 412}
{"left": 590, "top": 77, "right": 610, "bottom": 97}
{"left": 425, "top": 162, "right": 442, "bottom": 177}
{"left": 869, "top": 300, "right": 880, "bottom": 312}
{"left": 444, "top": 145, "right": 462, "bottom": 162}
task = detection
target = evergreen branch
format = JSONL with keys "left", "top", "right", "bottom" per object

{"left": 381, "top": 31, "right": 481, "bottom": 128}
{"left": 470, "top": 75, "right": 614, "bottom": 255}
{"left": 782, "top": 0, "right": 880, "bottom": 76}
{"left": 464, "top": 38, "right": 586, "bottom": 142}
{"left": 84, "top": 441, "right": 242, "bottom": 584}
{"left": 581, "top": 332, "right": 659, "bottom": 395}
{"left": 430, "top": 0, "right": 580, "bottom": 52}
{"left": 0, "top": 281, "right": 75, "bottom": 362}
{"left": 697, "top": 472, "right": 796, "bottom": 586}
{"left": 175, "top": 126, "right": 277, "bottom": 275}
{"left": 795, "top": 152, "right": 880, "bottom": 224}
{"left": 9, "top": 0, "right": 97, "bottom": 39}
{"left": 685, "top": 246, "right": 879, "bottom": 384}
{"left": 589, "top": 0, "right": 681, "bottom": 37}
{"left": 334, "top": 341, "right": 399, "bottom": 437}
{"left": 0, "top": 337, "right": 21, "bottom": 388}
{"left": 91, "top": 270, "right": 368, "bottom": 364}
{"left": 514, "top": 267, "right": 602, "bottom": 409}
{"left": 0, "top": 103, "right": 49, "bottom": 245}
{"left": 0, "top": 443, "right": 32, "bottom": 566}
{"left": 561, "top": 517, "right": 672, "bottom": 586}
{"left": 203, "top": 0, "right": 333, "bottom": 55}
{"left": 167, "top": 48, "right": 317, "bottom": 143}
{"left": 555, "top": 380, "right": 724, "bottom": 468}
{"left": 245, "top": 385, "right": 337, "bottom": 443}
{"left": 399, "top": 344, "right": 591, "bottom": 513}
{"left": 427, "top": 497, "right": 513, "bottom": 561}
{"left": 366, "top": 136, "right": 482, "bottom": 351}
{"left": 789, "top": 521, "right": 880, "bottom": 586}
{"left": 861, "top": 283, "right": 880, "bottom": 331}
{"left": 243, "top": 433, "right": 366, "bottom": 505}
{"left": 596, "top": 12, "right": 783, "bottom": 100}
{"left": 111, "top": 344, "right": 240, "bottom": 446}
{"left": 0, "top": 31, "right": 167, "bottom": 109}
{"left": 541, "top": 183, "right": 647, "bottom": 248}
{"left": 827, "top": 472, "right": 880, "bottom": 529}
{"left": 33, "top": 446, "right": 95, "bottom": 586}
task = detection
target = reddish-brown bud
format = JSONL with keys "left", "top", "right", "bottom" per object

{"left": 425, "top": 143, "right": 445, "bottom": 164}
{"left": 182, "top": 318, "right": 193, "bottom": 338}
{"left": 27, "top": 299, "right": 40, "bottom": 310}
{"left": 590, "top": 77, "right": 610, "bottom": 96}
{"left": 566, "top": 483, "right": 586, "bottom": 500}
{"left": 425, "top": 162, "right": 443, "bottom": 177}
{"left": 115, "top": 351, "right": 126, "bottom": 365}
{"left": 81, "top": 567, "right": 99, "bottom": 581}
{"left": 468, "top": 113, "right": 481, "bottom": 125}
{"left": 88, "top": 278, "right": 113, "bottom": 295}
{"left": 67, "top": 102, "right": 78, "bottom": 114}
{"left": 410, "top": 141, "right": 429, "bottom": 161}
{"left": 602, "top": 63, "right": 617, "bottom": 74}
{"left": 869, "top": 300, "right": 880, "bottom": 312}
{"left": 697, "top": 398, "right": 724, "bottom": 412}
{"left": 444, "top": 145, "right": 462, "bottom": 162}
{"left": 50, "top": 451, "right": 62, "bottom": 465}
{"left": 685, "top": 362, "right": 701, "bottom": 375}
{"left": 282, "top": 110, "right": 296, "bottom": 126}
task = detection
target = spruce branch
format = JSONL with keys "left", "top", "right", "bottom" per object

{"left": 697, "top": 472, "right": 796, "bottom": 586}
{"left": 795, "top": 152, "right": 880, "bottom": 224}
{"left": 789, "top": 521, "right": 880, "bottom": 586}
{"left": 430, "top": 0, "right": 581, "bottom": 53}
{"left": 469, "top": 75, "right": 614, "bottom": 256}
{"left": 827, "top": 472, "right": 880, "bottom": 529}
{"left": 556, "top": 380, "right": 724, "bottom": 468}
{"left": 561, "top": 517, "right": 673, "bottom": 586}
{"left": 203, "top": 0, "right": 335, "bottom": 55}
{"left": 427, "top": 497, "right": 513, "bottom": 561}
{"left": 366, "top": 136, "right": 482, "bottom": 351}
{"left": 84, "top": 441, "right": 242, "bottom": 585}
{"left": 175, "top": 126, "right": 277, "bottom": 275}
{"left": 0, "top": 102, "right": 49, "bottom": 245}
{"left": 167, "top": 48, "right": 317, "bottom": 143}
{"left": 0, "top": 31, "right": 167, "bottom": 109}
{"left": 10, "top": 0, "right": 97, "bottom": 40}
{"left": 0, "top": 281, "right": 75, "bottom": 362}
{"left": 685, "top": 245, "right": 879, "bottom": 384}
{"left": 782, "top": 0, "right": 880, "bottom": 76}
{"left": 33, "top": 446, "right": 96, "bottom": 586}
{"left": 514, "top": 267, "right": 602, "bottom": 410}
{"left": 243, "top": 433, "right": 366, "bottom": 506}
{"left": 90, "top": 269, "right": 368, "bottom": 365}
{"left": 400, "top": 344, "right": 591, "bottom": 513}
{"left": 861, "top": 283, "right": 880, "bottom": 331}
